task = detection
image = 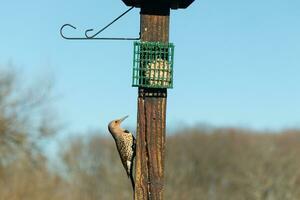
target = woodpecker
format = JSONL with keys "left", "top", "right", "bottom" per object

{"left": 108, "top": 115, "right": 136, "bottom": 190}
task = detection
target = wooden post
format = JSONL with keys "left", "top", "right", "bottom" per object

{"left": 135, "top": 88, "right": 167, "bottom": 200}
{"left": 121, "top": 1, "right": 194, "bottom": 199}
{"left": 134, "top": 4, "right": 170, "bottom": 200}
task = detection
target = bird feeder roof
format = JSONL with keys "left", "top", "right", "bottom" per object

{"left": 122, "top": 0, "right": 194, "bottom": 9}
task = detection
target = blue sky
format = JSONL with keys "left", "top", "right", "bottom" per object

{"left": 1, "top": 0, "right": 300, "bottom": 135}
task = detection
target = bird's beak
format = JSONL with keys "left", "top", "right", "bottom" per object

{"left": 119, "top": 115, "right": 129, "bottom": 122}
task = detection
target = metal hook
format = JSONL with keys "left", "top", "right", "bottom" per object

{"left": 60, "top": 6, "right": 140, "bottom": 41}
{"left": 60, "top": 24, "right": 78, "bottom": 39}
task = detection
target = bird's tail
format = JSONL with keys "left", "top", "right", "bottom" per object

{"left": 129, "top": 173, "right": 135, "bottom": 200}
{"left": 130, "top": 173, "right": 135, "bottom": 191}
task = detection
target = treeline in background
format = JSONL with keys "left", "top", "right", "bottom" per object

{"left": 0, "top": 68, "right": 300, "bottom": 200}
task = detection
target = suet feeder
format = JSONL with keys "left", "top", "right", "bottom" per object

{"left": 132, "top": 41, "right": 174, "bottom": 89}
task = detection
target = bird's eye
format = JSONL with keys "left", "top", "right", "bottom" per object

{"left": 114, "top": 121, "right": 118, "bottom": 123}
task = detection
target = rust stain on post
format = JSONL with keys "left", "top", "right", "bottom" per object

{"left": 135, "top": 5, "right": 170, "bottom": 200}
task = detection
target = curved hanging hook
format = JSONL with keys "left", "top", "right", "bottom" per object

{"left": 60, "top": 24, "right": 78, "bottom": 39}
{"left": 60, "top": 6, "right": 140, "bottom": 41}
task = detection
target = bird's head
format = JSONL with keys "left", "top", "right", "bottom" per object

{"left": 108, "top": 115, "right": 129, "bottom": 135}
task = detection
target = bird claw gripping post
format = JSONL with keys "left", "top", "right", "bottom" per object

{"left": 132, "top": 41, "right": 175, "bottom": 89}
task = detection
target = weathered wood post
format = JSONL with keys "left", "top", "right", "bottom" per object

{"left": 122, "top": 1, "right": 194, "bottom": 199}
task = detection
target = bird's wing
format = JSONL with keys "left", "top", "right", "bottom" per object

{"left": 129, "top": 134, "right": 136, "bottom": 178}
{"left": 129, "top": 134, "right": 136, "bottom": 190}
{"left": 131, "top": 134, "right": 136, "bottom": 161}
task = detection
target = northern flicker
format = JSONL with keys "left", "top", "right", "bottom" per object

{"left": 108, "top": 115, "right": 136, "bottom": 190}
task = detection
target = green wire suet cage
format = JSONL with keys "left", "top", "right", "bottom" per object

{"left": 132, "top": 41, "right": 175, "bottom": 89}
